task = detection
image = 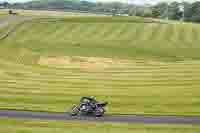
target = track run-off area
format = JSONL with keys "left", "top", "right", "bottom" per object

{"left": 0, "top": 110, "right": 200, "bottom": 125}
{"left": 1, "top": 13, "right": 200, "bottom": 126}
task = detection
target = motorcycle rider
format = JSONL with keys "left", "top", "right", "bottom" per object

{"left": 80, "top": 96, "right": 97, "bottom": 110}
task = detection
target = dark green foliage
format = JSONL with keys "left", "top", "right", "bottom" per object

{"left": 8, "top": 0, "right": 200, "bottom": 23}
{"left": 187, "top": 2, "right": 200, "bottom": 22}
{"left": 152, "top": 2, "right": 168, "bottom": 18}
{"left": 168, "top": 2, "right": 182, "bottom": 20}
{"left": 0, "top": 1, "right": 9, "bottom": 8}
{"left": 8, "top": 0, "right": 199, "bottom": 23}
{"left": 152, "top": 1, "right": 200, "bottom": 23}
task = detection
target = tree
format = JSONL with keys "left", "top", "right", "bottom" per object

{"left": 189, "top": 1, "right": 200, "bottom": 22}
{"left": 0, "top": 1, "right": 9, "bottom": 8}
{"left": 168, "top": 2, "right": 182, "bottom": 20}
{"left": 183, "top": 2, "right": 192, "bottom": 21}
{"left": 128, "top": 5, "right": 137, "bottom": 16}
{"left": 152, "top": 2, "right": 168, "bottom": 18}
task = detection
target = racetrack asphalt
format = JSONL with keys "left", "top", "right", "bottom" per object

{"left": 0, "top": 110, "right": 200, "bottom": 125}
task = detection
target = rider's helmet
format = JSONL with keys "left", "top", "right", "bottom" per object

{"left": 90, "top": 96, "right": 95, "bottom": 100}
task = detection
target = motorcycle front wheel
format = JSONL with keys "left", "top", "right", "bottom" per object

{"left": 69, "top": 105, "right": 80, "bottom": 116}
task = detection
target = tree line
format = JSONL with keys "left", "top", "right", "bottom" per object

{"left": 1, "top": 0, "right": 200, "bottom": 23}
{"left": 151, "top": 1, "right": 200, "bottom": 23}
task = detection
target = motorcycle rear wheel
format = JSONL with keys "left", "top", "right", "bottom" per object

{"left": 94, "top": 108, "right": 105, "bottom": 117}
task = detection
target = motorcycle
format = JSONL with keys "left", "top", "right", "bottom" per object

{"left": 69, "top": 97, "right": 108, "bottom": 117}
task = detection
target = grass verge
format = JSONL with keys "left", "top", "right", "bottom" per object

{"left": 0, "top": 118, "right": 200, "bottom": 133}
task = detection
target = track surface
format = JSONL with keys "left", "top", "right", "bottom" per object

{"left": 0, "top": 110, "right": 200, "bottom": 125}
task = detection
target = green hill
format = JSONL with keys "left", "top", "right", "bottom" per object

{"left": 2, "top": 17, "right": 200, "bottom": 61}
{"left": 32, "top": 0, "right": 80, "bottom": 4}
{"left": 0, "top": 15, "right": 200, "bottom": 116}
{"left": 20, "top": 0, "right": 94, "bottom": 11}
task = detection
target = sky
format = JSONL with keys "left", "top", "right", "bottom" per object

{"left": 3, "top": 0, "right": 200, "bottom": 4}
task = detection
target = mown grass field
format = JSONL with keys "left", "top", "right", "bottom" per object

{"left": 0, "top": 15, "right": 200, "bottom": 116}
{"left": 0, "top": 9, "right": 7, "bottom": 17}
{"left": 0, "top": 118, "right": 200, "bottom": 133}
{"left": 10, "top": 9, "right": 105, "bottom": 17}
